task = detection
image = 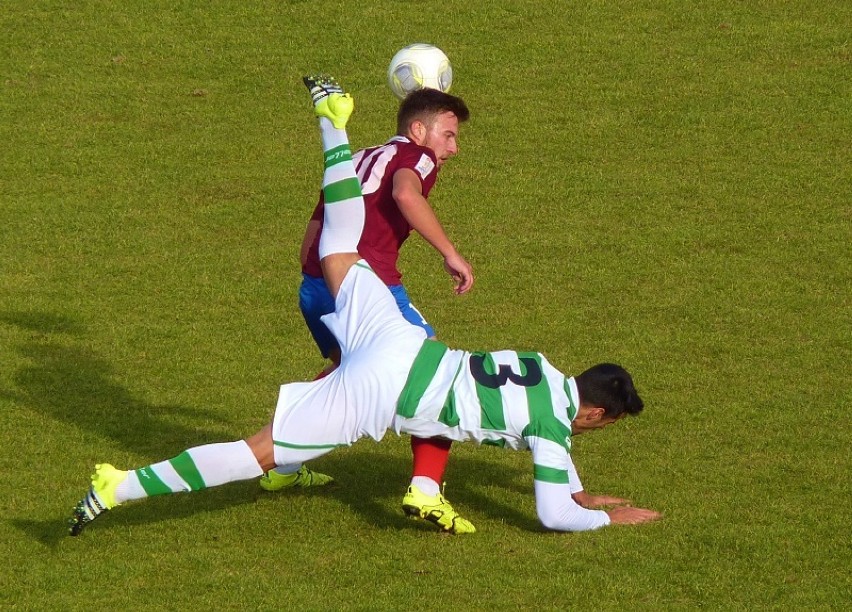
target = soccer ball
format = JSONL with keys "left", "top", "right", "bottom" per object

{"left": 387, "top": 43, "right": 453, "bottom": 100}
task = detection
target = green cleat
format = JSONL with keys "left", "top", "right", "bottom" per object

{"left": 302, "top": 74, "right": 354, "bottom": 129}
{"left": 68, "top": 463, "right": 127, "bottom": 536}
{"left": 402, "top": 484, "right": 476, "bottom": 535}
{"left": 259, "top": 465, "right": 335, "bottom": 491}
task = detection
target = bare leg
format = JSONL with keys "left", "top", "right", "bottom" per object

{"left": 246, "top": 423, "right": 277, "bottom": 473}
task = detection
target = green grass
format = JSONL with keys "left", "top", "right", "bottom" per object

{"left": 1, "top": 1, "right": 849, "bottom": 609}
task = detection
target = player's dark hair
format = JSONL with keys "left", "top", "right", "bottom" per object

{"left": 397, "top": 88, "right": 470, "bottom": 134}
{"left": 576, "top": 363, "right": 644, "bottom": 418}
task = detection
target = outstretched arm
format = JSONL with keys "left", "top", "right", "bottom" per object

{"left": 535, "top": 480, "right": 662, "bottom": 531}
{"left": 531, "top": 441, "right": 661, "bottom": 531}
{"left": 535, "top": 480, "right": 611, "bottom": 531}
{"left": 393, "top": 168, "right": 474, "bottom": 294}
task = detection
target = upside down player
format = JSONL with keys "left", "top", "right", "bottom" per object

{"left": 68, "top": 75, "right": 662, "bottom": 537}
{"left": 261, "top": 88, "right": 477, "bottom": 534}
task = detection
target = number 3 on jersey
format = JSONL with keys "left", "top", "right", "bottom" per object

{"left": 469, "top": 353, "right": 543, "bottom": 389}
{"left": 469, "top": 352, "right": 546, "bottom": 432}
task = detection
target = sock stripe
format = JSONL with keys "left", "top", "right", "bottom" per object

{"left": 274, "top": 440, "right": 345, "bottom": 450}
{"left": 170, "top": 451, "right": 206, "bottom": 491}
{"left": 324, "top": 177, "right": 363, "bottom": 204}
{"left": 323, "top": 162, "right": 357, "bottom": 186}
{"left": 324, "top": 144, "right": 352, "bottom": 167}
{"left": 135, "top": 466, "right": 173, "bottom": 497}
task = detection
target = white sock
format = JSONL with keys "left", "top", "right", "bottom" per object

{"left": 411, "top": 476, "right": 441, "bottom": 497}
{"left": 115, "top": 440, "right": 263, "bottom": 503}
{"left": 319, "top": 116, "right": 349, "bottom": 151}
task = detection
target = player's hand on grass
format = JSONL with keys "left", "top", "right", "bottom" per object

{"left": 606, "top": 506, "right": 662, "bottom": 525}
{"left": 443, "top": 252, "right": 474, "bottom": 295}
{"left": 572, "top": 491, "right": 631, "bottom": 508}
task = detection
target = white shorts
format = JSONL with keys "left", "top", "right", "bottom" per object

{"left": 272, "top": 262, "right": 427, "bottom": 467}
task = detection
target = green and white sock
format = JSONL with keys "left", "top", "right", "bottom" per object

{"left": 115, "top": 440, "right": 263, "bottom": 503}
{"left": 317, "top": 116, "right": 365, "bottom": 259}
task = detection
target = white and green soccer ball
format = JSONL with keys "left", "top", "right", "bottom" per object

{"left": 387, "top": 43, "right": 453, "bottom": 100}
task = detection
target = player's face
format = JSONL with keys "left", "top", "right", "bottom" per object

{"left": 418, "top": 112, "right": 460, "bottom": 167}
{"left": 571, "top": 409, "right": 624, "bottom": 435}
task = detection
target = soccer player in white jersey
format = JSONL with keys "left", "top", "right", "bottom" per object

{"left": 68, "top": 75, "right": 661, "bottom": 537}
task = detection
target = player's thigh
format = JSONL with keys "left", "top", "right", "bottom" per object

{"left": 299, "top": 274, "right": 339, "bottom": 358}
{"left": 272, "top": 379, "right": 354, "bottom": 466}
{"left": 325, "top": 265, "right": 425, "bottom": 358}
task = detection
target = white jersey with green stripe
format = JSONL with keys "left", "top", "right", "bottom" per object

{"left": 393, "top": 339, "right": 580, "bottom": 486}
{"left": 393, "top": 340, "right": 612, "bottom": 530}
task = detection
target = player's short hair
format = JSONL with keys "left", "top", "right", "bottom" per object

{"left": 397, "top": 88, "right": 470, "bottom": 135}
{"left": 576, "top": 363, "right": 644, "bottom": 418}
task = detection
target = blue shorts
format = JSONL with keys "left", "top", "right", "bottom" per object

{"left": 299, "top": 273, "right": 435, "bottom": 358}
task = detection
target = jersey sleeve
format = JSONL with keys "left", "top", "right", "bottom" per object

{"left": 565, "top": 452, "right": 584, "bottom": 494}
{"left": 525, "top": 418, "right": 608, "bottom": 531}
{"left": 523, "top": 416, "right": 573, "bottom": 486}
{"left": 534, "top": 480, "right": 610, "bottom": 531}
{"left": 396, "top": 145, "right": 438, "bottom": 197}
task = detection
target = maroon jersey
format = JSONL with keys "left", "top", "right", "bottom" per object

{"left": 303, "top": 136, "right": 440, "bottom": 285}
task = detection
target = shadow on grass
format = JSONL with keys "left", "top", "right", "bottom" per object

{"left": 12, "top": 484, "right": 263, "bottom": 550}
{"left": 15, "top": 448, "right": 539, "bottom": 546}
{"left": 14, "top": 449, "right": 541, "bottom": 548}
{"left": 4, "top": 310, "right": 542, "bottom": 544}
{"left": 0, "top": 310, "right": 235, "bottom": 458}
{"left": 307, "top": 446, "right": 541, "bottom": 533}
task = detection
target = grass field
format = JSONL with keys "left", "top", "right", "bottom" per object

{"left": 1, "top": 1, "right": 849, "bottom": 609}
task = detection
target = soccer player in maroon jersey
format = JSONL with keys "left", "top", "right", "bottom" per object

{"left": 260, "top": 88, "right": 476, "bottom": 533}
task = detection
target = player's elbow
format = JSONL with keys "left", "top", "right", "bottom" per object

{"left": 537, "top": 502, "right": 610, "bottom": 532}
{"left": 534, "top": 480, "right": 610, "bottom": 532}
{"left": 537, "top": 507, "right": 569, "bottom": 532}
{"left": 537, "top": 512, "right": 595, "bottom": 533}
{"left": 392, "top": 189, "right": 421, "bottom": 216}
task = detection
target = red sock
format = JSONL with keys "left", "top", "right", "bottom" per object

{"left": 410, "top": 437, "right": 452, "bottom": 483}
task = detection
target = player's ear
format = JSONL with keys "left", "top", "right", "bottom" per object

{"left": 410, "top": 120, "right": 425, "bottom": 142}
{"left": 586, "top": 406, "right": 606, "bottom": 422}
